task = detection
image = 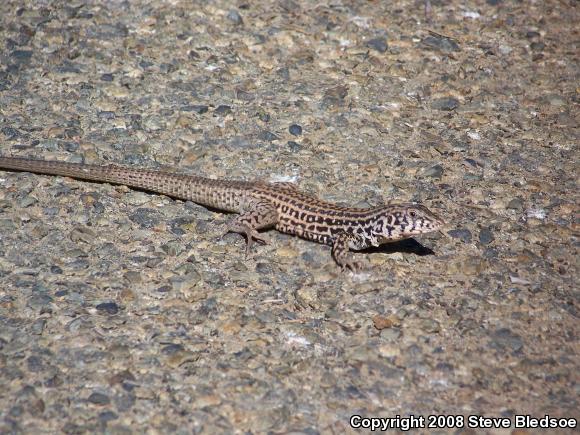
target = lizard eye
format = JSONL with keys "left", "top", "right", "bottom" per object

{"left": 409, "top": 211, "right": 417, "bottom": 218}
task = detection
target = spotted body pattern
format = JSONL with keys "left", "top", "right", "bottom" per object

{"left": 0, "top": 156, "right": 445, "bottom": 270}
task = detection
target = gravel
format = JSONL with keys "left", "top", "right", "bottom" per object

{"left": 0, "top": 0, "right": 578, "bottom": 433}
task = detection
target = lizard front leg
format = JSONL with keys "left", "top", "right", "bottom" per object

{"left": 225, "top": 199, "right": 278, "bottom": 256}
{"left": 331, "top": 232, "right": 368, "bottom": 272}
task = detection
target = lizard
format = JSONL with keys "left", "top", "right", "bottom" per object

{"left": 0, "top": 156, "right": 445, "bottom": 270}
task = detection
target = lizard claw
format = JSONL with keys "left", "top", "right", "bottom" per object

{"left": 223, "top": 223, "right": 270, "bottom": 257}
{"left": 340, "top": 257, "right": 369, "bottom": 273}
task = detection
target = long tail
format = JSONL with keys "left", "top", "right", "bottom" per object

{"left": 0, "top": 156, "right": 247, "bottom": 211}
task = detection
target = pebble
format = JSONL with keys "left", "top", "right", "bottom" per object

{"left": 98, "top": 411, "right": 118, "bottom": 423}
{"left": 287, "top": 141, "right": 301, "bottom": 152}
{"left": 88, "top": 392, "right": 110, "bottom": 406}
{"left": 507, "top": 197, "right": 524, "bottom": 210}
{"left": 321, "top": 85, "right": 348, "bottom": 108}
{"left": 372, "top": 314, "right": 400, "bottom": 330}
{"left": 226, "top": 9, "right": 243, "bottom": 25}
{"left": 419, "top": 318, "right": 441, "bottom": 333}
{"left": 289, "top": 124, "right": 302, "bottom": 136}
{"left": 421, "top": 36, "right": 460, "bottom": 52}
{"left": 214, "top": 105, "right": 232, "bottom": 115}
{"left": 431, "top": 97, "right": 459, "bottom": 111}
{"left": 543, "top": 93, "right": 567, "bottom": 107}
{"left": 422, "top": 164, "right": 444, "bottom": 179}
{"left": 128, "top": 208, "right": 162, "bottom": 228}
{"left": 379, "top": 328, "right": 401, "bottom": 342}
{"left": 259, "top": 130, "right": 279, "bottom": 142}
{"left": 182, "top": 105, "right": 209, "bottom": 114}
{"left": 10, "top": 50, "right": 33, "bottom": 62}
{"left": 0, "top": 218, "right": 16, "bottom": 231}
{"left": 490, "top": 328, "right": 524, "bottom": 353}
{"left": 448, "top": 228, "right": 472, "bottom": 243}
{"left": 19, "top": 195, "right": 38, "bottom": 207}
{"left": 478, "top": 228, "right": 494, "bottom": 244}
{"left": 96, "top": 302, "right": 120, "bottom": 315}
{"left": 366, "top": 37, "right": 388, "bottom": 53}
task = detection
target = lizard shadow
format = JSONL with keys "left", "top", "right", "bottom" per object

{"left": 360, "top": 238, "right": 435, "bottom": 256}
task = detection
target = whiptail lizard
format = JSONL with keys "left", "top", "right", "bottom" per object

{"left": 0, "top": 156, "right": 445, "bottom": 270}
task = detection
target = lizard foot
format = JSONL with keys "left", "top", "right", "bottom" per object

{"left": 339, "top": 256, "right": 369, "bottom": 273}
{"left": 223, "top": 223, "right": 270, "bottom": 257}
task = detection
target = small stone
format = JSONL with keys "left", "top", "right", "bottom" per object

{"left": 380, "top": 328, "right": 401, "bottom": 342}
{"left": 88, "top": 392, "right": 110, "bottom": 405}
{"left": 182, "top": 104, "right": 208, "bottom": 114}
{"left": 31, "top": 319, "right": 46, "bottom": 335}
{"left": 421, "top": 36, "right": 460, "bottom": 52}
{"left": 0, "top": 218, "right": 16, "bottom": 231}
{"left": 431, "top": 97, "right": 459, "bottom": 111}
{"left": 109, "top": 372, "right": 136, "bottom": 390}
{"left": 19, "top": 195, "right": 38, "bottom": 207}
{"left": 165, "top": 350, "right": 200, "bottom": 368}
{"left": 226, "top": 9, "right": 243, "bottom": 25}
{"left": 498, "top": 44, "right": 512, "bottom": 55}
{"left": 256, "top": 110, "right": 270, "bottom": 122}
{"left": 419, "top": 318, "right": 441, "bottom": 333}
{"left": 483, "top": 247, "right": 498, "bottom": 259}
{"left": 464, "top": 158, "right": 482, "bottom": 168}
{"left": 447, "top": 256, "right": 487, "bottom": 275}
{"left": 98, "top": 411, "right": 118, "bottom": 423}
{"left": 161, "top": 241, "right": 182, "bottom": 256}
{"left": 447, "top": 228, "right": 472, "bottom": 243}
{"left": 479, "top": 228, "right": 494, "bottom": 244}
{"left": 120, "top": 288, "right": 135, "bottom": 302}
{"left": 97, "top": 111, "right": 115, "bottom": 120}
{"left": 26, "top": 356, "right": 44, "bottom": 373}
{"left": 378, "top": 344, "right": 400, "bottom": 358}
{"left": 288, "top": 141, "right": 301, "bottom": 152}
{"left": 366, "top": 37, "right": 388, "bottom": 53}
{"left": 124, "top": 271, "right": 142, "bottom": 284}
{"left": 157, "top": 285, "right": 172, "bottom": 293}
{"left": 509, "top": 275, "right": 532, "bottom": 285}
{"left": 289, "top": 124, "right": 302, "bottom": 136}
{"left": 372, "top": 314, "right": 400, "bottom": 330}
{"left": 255, "top": 262, "right": 273, "bottom": 274}
{"left": 96, "top": 302, "right": 120, "bottom": 315}
{"left": 543, "top": 93, "right": 567, "bottom": 107}
{"left": 526, "top": 31, "right": 541, "bottom": 39}
{"left": 142, "top": 115, "right": 165, "bottom": 131}
{"left": 2, "top": 126, "right": 20, "bottom": 138}
{"left": 161, "top": 343, "right": 184, "bottom": 355}
{"left": 129, "top": 208, "right": 162, "bottom": 228}
{"left": 321, "top": 85, "right": 348, "bottom": 108}
{"left": 490, "top": 328, "right": 523, "bottom": 352}
{"left": 422, "top": 164, "right": 444, "bottom": 179}
{"left": 194, "top": 394, "right": 222, "bottom": 408}
{"left": 259, "top": 130, "right": 279, "bottom": 142}
{"left": 507, "top": 197, "right": 524, "bottom": 210}
{"left": 10, "top": 50, "right": 33, "bottom": 62}
{"left": 214, "top": 105, "right": 232, "bottom": 115}
{"left": 27, "top": 293, "right": 53, "bottom": 310}
{"left": 100, "top": 73, "right": 114, "bottom": 81}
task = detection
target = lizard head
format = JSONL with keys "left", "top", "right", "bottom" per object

{"left": 371, "top": 203, "right": 445, "bottom": 245}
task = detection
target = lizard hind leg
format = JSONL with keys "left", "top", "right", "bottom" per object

{"left": 224, "top": 200, "right": 278, "bottom": 257}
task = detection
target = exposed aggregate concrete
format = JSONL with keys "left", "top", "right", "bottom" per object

{"left": 0, "top": 0, "right": 578, "bottom": 433}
